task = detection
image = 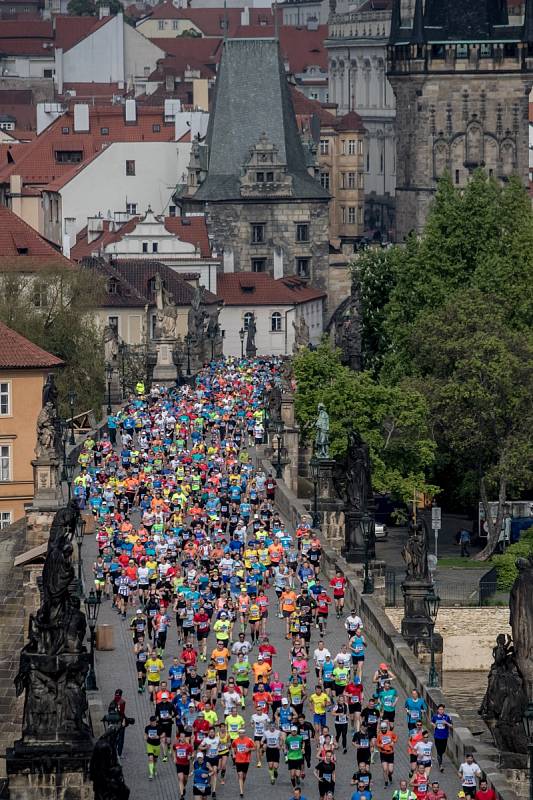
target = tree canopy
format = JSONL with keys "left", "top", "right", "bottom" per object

{"left": 292, "top": 343, "right": 436, "bottom": 502}
{"left": 0, "top": 268, "right": 105, "bottom": 419}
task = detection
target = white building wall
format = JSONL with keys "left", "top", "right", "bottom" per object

{"left": 124, "top": 23, "right": 165, "bottom": 83}
{"left": 62, "top": 14, "right": 124, "bottom": 84}
{"left": 220, "top": 300, "right": 323, "bottom": 357}
{"left": 46, "top": 141, "right": 191, "bottom": 246}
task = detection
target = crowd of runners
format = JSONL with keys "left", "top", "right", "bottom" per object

{"left": 74, "top": 357, "right": 493, "bottom": 800}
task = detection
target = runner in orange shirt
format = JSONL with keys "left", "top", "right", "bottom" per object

{"left": 231, "top": 729, "right": 255, "bottom": 797}
{"left": 376, "top": 720, "right": 398, "bottom": 787}
{"left": 280, "top": 589, "right": 297, "bottom": 638}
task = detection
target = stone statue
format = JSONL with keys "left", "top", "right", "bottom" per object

{"left": 90, "top": 726, "right": 131, "bottom": 800}
{"left": 103, "top": 324, "right": 119, "bottom": 364}
{"left": 35, "top": 403, "right": 57, "bottom": 458}
{"left": 154, "top": 273, "right": 180, "bottom": 339}
{"left": 509, "top": 555, "right": 533, "bottom": 694}
{"left": 329, "top": 272, "right": 362, "bottom": 371}
{"left": 345, "top": 430, "right": 372, "bottom": 511}
{"left": 315, "top": 403, "right": 330, "bottom": 459}
{"left": 480, "top": 633, "right": 528, "bottom": 760}
{"left": 280, "top": 359, "right": 293, "bottom": 392}
{"left": 292, "top": 315, "right": 310, "bottom": 353}
{"left": 246, "top": 313, "right": 257, "bottom": 358}
{"left": 266, "top": 384, "right": 282, "bottom": 423}
{"left": 188, "top": 286, "right": 207, "bottom": 341}
{"left": 42, "top": 373, "right": 58, "bottom": 409}
{"left": 402, "top": 518, "right": 430, "bottom": 581}
{"left": 14, "top": 500, "right": 91, "bottom": 742}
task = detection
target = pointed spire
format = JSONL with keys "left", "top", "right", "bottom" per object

{"left": 389, "top": 0, "right": 402, "bottom": 43}
{"left": 524, "top": 0, "right": 533, "bottom": 44}
{"left": 411, "top": 0, "right": 425, "bottom": 45}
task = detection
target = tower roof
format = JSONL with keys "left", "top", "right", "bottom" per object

{"left": 524, "top": 0, "right": 533, "bottom": 42}
{"left": 423, "top": 0, "right": 514, "bottom": 40}
{"left": 193, "top": 37, "right": 326, "bottom": 202}
{"left": 411, "top": 0, "right": 425, "bottom": 44}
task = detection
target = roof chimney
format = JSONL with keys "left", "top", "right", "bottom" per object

{"left": 125, "top": 98, "right": 137, "bottom": 123}
{"left": 240, "top": 6, "right": 249, "bottom": 25}
{"left": 73, "top": 103, "right": 90, "bottom": 132}
{"left": 99, "top": 4, "right": 110, "bottom": 18}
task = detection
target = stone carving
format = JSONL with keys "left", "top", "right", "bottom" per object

{"left": 188, "top": 286, "right": 207, "bottom": 341}
{"left": 104, "top": 324, "right": 119, "bottom": 364}
{"left": 14, "top": 501, "right": 91, "bottom": 742}
{"left": 315, "top": 403, "right": 330, "bottom": 459}
{"left": 345, "top": 430, "right": 371, "bottom": 511}
{"left": 402, "top": 518, "right": 430, "bottom": 581}
{"left": 154, "top": 273, "right": 179, "bottom": 340}
{"left": 292, "top": 315, "right": 310, "bottom": 353}
{"left": 480, "top": 633, "right": 528, "bottom": 760}
{"left": 280, "top": 359, "right": 293, "bottom": 392}
{"left": 35, "top": 374, "right": 61, "bottom": 460}
{"left": 509, "top": 555, "right": 533, "bottom": 694}
{"left": 245, "top": 313, "right": 257, "bottom": 358}
{"left": 266, "top": 384, "right": 282, "bottom": 424}
{"left": 331, "top": 273, "right": 362, "bottom": 371}
{"left": 90, "top": 725, "right": 131, "bottom": 800}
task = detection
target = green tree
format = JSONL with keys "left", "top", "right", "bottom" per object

{"left": 408, "top": 288, "right": 533, "bottom": 559}
{"left": 292, "top": 343, "right": 436, "bottom": 502}
{"left": 0, "top": 268, "right": 106, "bottom": 419}
{"left": 67, "top": 0, "right": 123, "bottom": 15}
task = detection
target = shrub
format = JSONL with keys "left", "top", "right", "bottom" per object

{"left": 492, "top": 527, "right": 533, "bottom": 590}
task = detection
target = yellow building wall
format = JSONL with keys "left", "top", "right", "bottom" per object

{"left": 0, "top": 369, "right": 48, "bottom": 522}
{"left": 137, "top": 18, "right": 203, "bottom": 38}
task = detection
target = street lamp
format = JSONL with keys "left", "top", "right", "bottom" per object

{"left": 207, "top": 324, "right": 217, "bottom": 362}
{"left": 74, "top": 517, "right": 86, "bottom": 588}
{"left": 105, "top": 362, "right": 113, "bottom": 415}
{"left": 118, "top": 341, "right": 127, "bottom": 397}
{"left": 424, "top": 589, "right": 441, "bottom": 688}
{"left": 172, "top": 344, "right": 183, "bottom": 388}
{"left": 522, "top": 695, "right": 533, "bottom": 800}
{"left": 361, "top": 511, "right": 375, "bottom": 594}
{"left": 64, "top": 452, "right": 76, "bottom": 502}
{"left": 309, "top": 455, "right": 321, "bottom": 529}
{"left": 271, "top": 419, "right": 285, "bottom": 479}
{"left": 184, "top": 333, "right": 192, "bottom": 377}
{"left": 68, "top": 388, "right": 77, "bottom": 445}
{"left": 239, "top": 327, "right": 245, "bottom": 359}
{"left": 84, "top": 589, "right": 101, "bottom": 691}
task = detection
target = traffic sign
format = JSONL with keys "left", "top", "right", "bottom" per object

{"left": 431, "top": 505, "right": 441, "bottom": 530}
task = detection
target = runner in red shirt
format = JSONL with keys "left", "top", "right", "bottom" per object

{"left": 316, "top": 589, "right": 333, "bottom": 635}
{"left": 329, "top": 569, "right": 347, "bottom": 618}
{"left": 475, "top": 782, "right": 496, "bottom": 800}
{"left": 344, "top": 678, "right": 363, "bottom": 731}
{"left": 193, "top": 608, "right": 211, "bottom": 662}
{"left": 411, "top": 764, "right": 430, "bottom": 800}
{"left": 231, "top": 730, "right": 255, "bottom": 797}
{"left": 181, "top": 642, "right": 198, "bottom": 671}
{"left": 172, "top": 731, "right": 193, "bottom": 799}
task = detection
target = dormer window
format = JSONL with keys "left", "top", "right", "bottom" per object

{"left": 108, "top": 278, "right": 119, "bottom": 294}
{"left": 256, "top": 172, "right": 265, "bottom": 183}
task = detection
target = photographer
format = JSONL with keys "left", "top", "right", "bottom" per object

{"left": 104, "top": 689, "right": 134, "bottom": 758}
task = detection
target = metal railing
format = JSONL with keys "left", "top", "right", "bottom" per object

{"left": 385, "top": 569, "right": 500, "bottom": 607}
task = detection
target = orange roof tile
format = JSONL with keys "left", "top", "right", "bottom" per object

{"left": 217, "top": 273, "right": 326, "bottom": 306}
{"left": 0, "top": 205, "right": 75, "bottom": 270}
{"left": 54, "top": 14, "right": 112, "bottom": 51}
{"left": 0, "top": 321, "right": 65, "bottom": 369}
{"left": 71, "top": 214, "right": 212, "bottom": 259}
{"left": 0, "top": 104, "right": 176, "bottom": 187}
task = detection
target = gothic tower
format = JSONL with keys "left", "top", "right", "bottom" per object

{"left": 387, "top": 0, "right": 533, "bottom": 241}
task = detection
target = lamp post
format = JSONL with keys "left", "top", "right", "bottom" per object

{"left": 424, "top": 589, "right": 441, "bottom": 688}
{"left": 184, "top": 333, "right": 192, "bottom": 377}
{"left": 84, "top": 589, "right": 101, "bottom": 691}
{"left": 271, "top": 419, "right": 285, "bottom": 479}
{"left": 68, "top": 388, "right": 76, "bottom": 445}
{"left": 361, "top": 511, "right": 375, "bottom": 594}
{"left": 309, "top": 455, "right": 321, "bottom": 529}
{"left": 105, "top": 362, "right": 113, "bottom": 415}
{"left": 172, "top": 344, "right": 182, "bottom": 388}
{"left": 64, "top": 452, "right": 75, "bottom": 502}
{"left": 74, "top": 517, "right": 86, "bottom": 588}
{"left": 522, "top": 695, "right": 533, "bottom": 800}
{"left": 207, "top": 325, "right": 216, "bottom": 362}
{"left": 118, "top": 341, "right": 127, "bottom": 397}
{"left": 239, "top": 327, "right": 245, "bottom": 359}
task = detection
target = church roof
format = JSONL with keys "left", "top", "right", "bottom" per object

{"left": 193, "top": 37, "right": 327, "bottom": 202}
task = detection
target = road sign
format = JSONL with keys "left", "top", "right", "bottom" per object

{"left": 431, "top": 505, "right": 441, "bottom": 530}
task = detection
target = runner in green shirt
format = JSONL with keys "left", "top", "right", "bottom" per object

{"left": 284, "top": 725, "right": 304, "bottom": 787}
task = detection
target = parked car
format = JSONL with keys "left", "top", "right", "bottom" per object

{"left": 375, "top": 522, "right": 388, "bottom": 540}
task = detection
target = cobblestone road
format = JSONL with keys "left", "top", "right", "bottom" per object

{"left": 84, "top": 535, "right": 463, "bottom": 800}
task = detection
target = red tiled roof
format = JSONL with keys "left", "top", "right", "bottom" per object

{"left": 72, "top": 213, "right": 213, "bottom": 259}
{"left": 217, "top": 273, "right": 326, "bottom": 306}
{"left": 0, "top": 37, "right": 54, "bottom": 55}
{"left": 0, "top": 105, "right": 176, "bottom": 187}
{"left": 141, "top": 3, "right": 244, "bottom": 36}
{"left": 0, "top": 321, "right": 65, "bottom": 369}
{"left": 54, "top": 15, "right": 111, "bottom": 51}
{"left": 291, "top": 87, "right": 365, "bottom": 133}
{"left": 151, "top": 37, "right": 222, "bottom": 75}
{"left": 0, "top": 205, "right": 74, "bottom": 271}
{"left": 0, "top": 19, "right": 53, "bottom": 37}
{"left": 61, "top": 82, "right": 125, "bottom": 100}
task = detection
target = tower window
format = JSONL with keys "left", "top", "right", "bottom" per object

{"left": 251, "top": 258, "right": 266, "bottom": 272}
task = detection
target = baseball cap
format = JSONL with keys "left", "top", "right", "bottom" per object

{"left": 290, "top": 725, "right": 298, "bottom": 732}
{"left": 379, "top": 662, "right": 388, "bottom": 670}
{"left": 281, "top": 698, "right": 289, "bottom": 705}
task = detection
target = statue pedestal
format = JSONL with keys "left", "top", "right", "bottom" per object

{"left": 152, "top": 339, "right": 178, "bottom": 385}
{"left": 342, "top": 509, "right": 376, "bottom": 563}
{"left": 401, "top": 579, "right": 434, "bottom": 642}
{"left": 6, "top": 741, "right": 94, "bottom": 800}
{"left": 31, "top": 456, "right": 62, "bottom": 511}
{"left": 317, "top": 458, "right": 337, "bottom": 501}
{"left": 109, "top": 370, "right": 122, "bottom": 404}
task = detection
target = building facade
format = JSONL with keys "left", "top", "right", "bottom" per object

{"left": 326, "top": 0, "right": 396, "bottom": 238}
{"left": 388, "top": 0, "right": 533, "bottom": 241}
{"left": 181, "top": 38, "right": 332, "bottom": 300}
{"left": 0, "top": 322, "right": 63, "bottom": 523}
